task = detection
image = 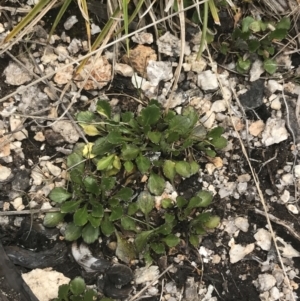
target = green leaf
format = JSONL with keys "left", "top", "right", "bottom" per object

{"left": 100, "top": 177, "right": 116, "bottom": 191}
{"left": 127, "top": 203, "right": 139, "bottom": 215}
{"left": 58, "top": 284, "right": 70, "bottom": 300}
{"left": 92, "top": 137, "right": 114, "bottom": 156}
{"left": 121, "top": 216, "right": 136, "bottom": 231}
{"left": 96, "top": 100, "right": 111, "bottom": 119}
{"left": 88, "top": 214, "right": 102, "bottom": 228}
{"left": 74, "top": 206, "right": 88, "bottom": 226}
{"left": 161, "top": 198, "right": 173, "bottom": 209}
{"left": 189, "top": 234, "right": 200, "bottom": 247}
{"left": 237, "top": 58, "right": 251, "bottom": 72}
{"left": 163, "top": 160, "right": 176, "bottom": 182}
{"left": 247, "top": 39, "right": 260, "bottom": 53}
{"left": 91, "top": 203, "right": 104, "bottom": 217}
{"left": 124, "top": 160, "right": 134, "bottom": 172}
{"left": 43, "top": 212, "right": 65, "bottom": 227}
{"left": 49, "top": 187, "right": 72, "bottom": 203}
{"left": 196, "top": 190, "right": 213, "bottom": 207}
{"left": 70, "top": 277, "right": 85, "bottom": 296}
{"left": 248, "top": 21, "right": 261, "bottom": 32}
{"left": 101, "top": 214, "right": 115, "bottom": 236}
{"left": 137, "top": 191, "right": 155, "bottom": 216}
{"left": 121, "top": 111, "right": 134, "bottom": 122}
{"left": 168, "top": 115, "right": 192, "bottom": 134}
{"left": 211, "top": 136, "right": 227, "bottom": 149}
{"left": 139, "top": 105, "right": 160, "bottom": 126}
{"left": 208, "top": 126, "right": 223, "bottom": 138}
{"left": 135, "top": 230, "right": 154, "bottom": 253}
{"left": 204, "top": 215, "right": 220, "bottom": 229}
{"left": 175, "top": 161, "right": 191, "bottom": 178}
{"left": 83, "top": 176, "right": 100, "bottom": 195}
{"left": 109, "top": 206, "right": 123, "bottom": 221}
{"left": 76, "top": 111, "right": 96, "bottom": 123}
{"left": 165, "top": 212, "right": 175, "bottom": 223}
{"left": 151, "top": 242, "right": 165, "bottom": 254}
{"left": 263, "top": 59, "right": 277, "bottom": 74}
{"left": 176, "top": 196, "right": 188, "bottom": 208}
{"left": 136, "top": 156, "right": 151, "bottom": 174}
{"left": 191, "top": 124, "right": 207, "bottom": 140}
{"left": 242, "top": 16, "right": 255, "bottom": 32}
{"left": 115, "top": 231, "right": 136, "bottom": 264}
{"left": 83, "top": 289, "right": 97, "bottom": 301}
{"left": 147, "top": 131, "right": 162, "bottom": 144}
{"left": 190, "top": 161, "right": 200, "bottom": 175}
{"left": 156, "top": 223, "right": 173, "bottom": 235}
{"left": 147, "top": 173, "right": 165, "bottom": 195}
{"left": 121, "top": 145, "right": 140, "bottom": 160}
{"left": 107, "top": 130, "right": 123, "bottom": 144}
{"left": 61, "top": 200, "right": 81, "bottom": 213}
{"left": 269, "top": 28, "right": 288, "bottom": 40}
{"left": 276, "top": 17, "right": 290, "bottom": 30}
{"left": 82, "top": 222, "right": 100, "bottom": 244}
{"left": 114, "top": 187, "right": 133, "bottom": 201}
{"left": 65, "top": 223, "right": 83, "bottom": 241}
{"left": 96, "top": 154, "right": 115, "bottom": 170}
{"left": 162, "top": 234, "right": 180, "bottom": 247}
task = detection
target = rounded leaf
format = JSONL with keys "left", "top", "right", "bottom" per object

{"left": 162, "top": 234, "right": 180, "bottom": 247}
{"left": 43, "top": 212, "right": 65, "bottom": 227}
{"left": 65, "top": 223, "right": 83, "bottom": 241}
{"left": 147, "top": 173, "right": 165, "bottom": 195}
{"left": 204, "top": 215, "right": 220, "bottom": 229}
{"left": 49, "top": 187, "right": 72, "bottom": 203}
{"left": 137, "top": 191, "right": 155, "bottom": 216}
{"left": 74, "top": 206, "right": 88, "bottom": 226}
{"left": 175, "top": 161, "right": 191, "bottom": 178}
{"left": 70, "top": 277, "right": 85, "bottom": 296}
{"left": 163, "top": 160, "right": 176, "bottom": 182}
{"left": 82, "top": 222, "right": 100, "bottom": 244}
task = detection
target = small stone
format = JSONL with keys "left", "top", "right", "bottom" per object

{"left": 237, "top": 174, "right": 251, "bottom": 182}
{"left": 12, "top": 197, "right": 24, "bottom": 211}
{"left": 34, "top": 131, "right": 45, "bottom": 142}
{"left": 157, "top": 32, "right": 190, "bottom": 57}
{"left": 218, "top": 182, "right": 236, "bottom": 199}
{"left": 261, "top": 118, "right": 288, "bottom": 146}
{"left": 51, "top": 121, "right": 80, "bottom": 144}
{"left": 4, "top": 60, "right": 33, "bottom": 85}
{"left": 131, "top": 32, "right": 153, "bottom": 44}
{"left": 54, "top": 46, "right": 69, "bottom": 62}
{"left": 134, "top": 266, "right": 159, "bottom": 285}
{"left": 67, "top": 38, "right": 82, "bottom": 55}
{"left": 276, "top": 236, "right": 300, "bottom": 258}
{"left": 287, "top": 204, "right": 299, "bottom": 214}
{"left": 147, "top": 60, "right": 173, "bottom": 86}
{"left": 294, "top": 165, "right": 300, "bottom": 177}
{"left": 211, "top": 100, "right": 227, "bottom": 113}
{"left": 0, "top": 165, "right": 12, "bottom": 181}
{"left": 249, "top": 59, "right": 264, "bottom": 82}
{"left": 123, "top": 45, "right": 156, "bottom": 77}
{"left": 54, "top": 65, "right": 74, "bottom": 85}
{"left": 229, "top": 239, "right": 254, "bottom": 263}
{"left": 237, "top": 182, "right": 247, "bottom": 194}
{"left": 44, "top": 129, "right": 65, "bottom": 146}
{"left": 64, "top": 15, "right": 78, "bottom": 30}
{"left": 249, "top": 120, "right": 265, "bottom": 136}
{"left": 41, "top": 48, "right": 58, "bottom": 64}
{"left": 267, "top": 80, "right": 283, "bottom": 93}
{"left": 234, "top": 217, "right": 249, "bottom": 232}
{"left": 115, "top": 63, "right": 134, "bottom": 77}
{"left": 185, "top": 53, "right": 207, "bottom": 74}
{"left": 10, "top": 116, "right": 29, "bottom": 141}
{"left": 200, "top": 111, "right": 215, "bottom": 128}
{"left": 91, "top": 23, "right": 101, "bottom": 35}
{"left": 270, "top": 97, "right": 281, "bottom": 110}
{"left": 46, "top": 162, "right": 61, "bottom": 177}
{"left": 254, "top": 229, "right": 272, "bottom": 251}
{"left": 281, "top": 173, "right": 293, "bottom": 185}
{"left": 280, "top": 190, "right": 290, "bottom": 203}
{"left": 255, "top": 274, "right": 276, "bottom": 292}
{"left": 12, "top": 169, "right": 30, "bottom": 191}
{"left": 197, "top": 70, "right": 218, "bottom": 92}
{"left": 0, "top": 137, "right": 10, "bottom": 157}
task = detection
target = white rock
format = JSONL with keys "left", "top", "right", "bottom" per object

{"left": 12, "top": 197, "right": 24, "bottom": 211}
{"left": 91, "top": 23, "right": 101, "bottom": 35}
{"left": 54, "top": 46, "right": 69, "bottom": 62}
{"left": 276, "top": 237, "right": 300, "bottom": 258}
{"left": 54, "top": 65, "right": 74, "bottom": 85}
{"left": 249, "top": 120, "right": 265, "bottom": 136}
{"left": 132, "top": 32, "right": 153, "bottom": 44}
{"left": 234, "top": 217, "right": 249, "bottom": 232}
{"left": 200, "top": 111, "right": 215, "bottom": 129}
{"left": 157, "top": 32, "right": 190, "bottom": 57}
{"left": 4, "top": 61, "right": 33, "bottom": 85}
{"left": 64, "top": 15, "right": 78, "bottom": 30}
{"left": 267, "top": 80, "right": 283, "bottom": 93}
{"left": 211, "top": 100, "right": 226, "bottom": 113}
{"left": 287, "top": 204, "right": 299, "bottom": 214}
{"left": 52, "top": 121, "right": 79, "bottom": 144}
{"left": 10, "top": 116, "right": 28, "bottom": 141}
{"left": 0, "top": 165, "right": 11, "bottom": 181}
{"left": 23, "top": 268, "right": 70, "bottom": 301}
{"left": 34, "top": 131, "right": 45, "bottom": 142}
{"left": 115, "top": 63, "right": 134, "bottom": 77}
{"left": 41, "top": 48, "right": 58, "bottom": 64}
{"left": 135, "top": 266, "right": 159, "bottom": 285}
{"left": 269, "top": 287, "right": 280, "bottom": 300}
{"left": 46, "top": 162, "right": 61, "bottom": 177}
{"left": 185, "top": 53, "right": 207, "bottom": 74}
{"left": 255, "top": 274, "right": 276, "bottom": 292}
{"left": 254, "top": 229, "right": 272, "bottom": 251}
{"left": 294, "top": 165, "right": 300, "bottom": 177}
{"left": 237, "top": 182, "right": 247, "bottom": 194}
{"left": 67, "top": 38, "right": 82, "bottom": 55}
{"left": 229, "top": 239, "right": 254, "bottom": 263}
{"left": 197, "top": 70, "right": 218, "bottom": 92}
{"left": 147, "top": 60, "right": 173, "bottom": 86}
{"left": 0, "top": 23, "right": 4, "bottom": 34}
{"left": 281, "top": 173, "right": 294, "bottom": 185}
{"left": 270, "top": 97, "right": 281, "bottom": 110}
{"left": 280, "top": 190, "right": 290, "bottom": 203}
{"left": 261, "top": 118, "right": 288, "bottom": 146}
{"left": 218, "top": 182, "right": 236, "bottom": 199}
{"left": 237, "top": 174, "right": 251, "bottom": 182}
{"left": 249, "top": 59, "right": 264, "bottom": 82}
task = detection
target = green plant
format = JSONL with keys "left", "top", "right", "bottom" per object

{"left": 220, "top": 16, "right": 291, "bottom": 74}
{"left": 52, "top": 277, "right": 102, "bottom": 301}
{"left": 45, "top": 100, "right": 226, "bottom": 259}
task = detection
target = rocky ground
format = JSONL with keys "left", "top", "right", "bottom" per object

{"left": 1, "top": 0, "right": 300, "bottom": 300}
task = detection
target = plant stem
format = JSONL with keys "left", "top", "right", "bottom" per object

{"left": 196, "top": 0, "right": 208, "bottom": 61}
